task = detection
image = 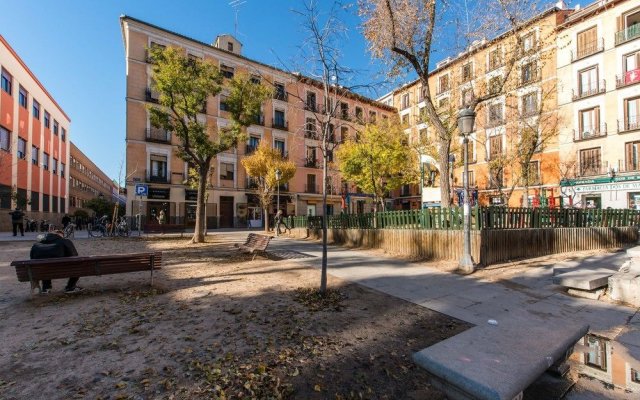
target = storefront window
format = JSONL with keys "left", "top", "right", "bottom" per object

{"left": 629, "top": 192, "right": 640, "bottom": 210}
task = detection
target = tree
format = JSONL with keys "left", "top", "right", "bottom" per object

{"left": 148, "top": 47, "right": 270, "bottom": 243}
{"left": 241, "top": 143, "right": 296, "bottom": 232}
{"left": 84, "top": 197, "right": 123, "bottom": 218}
{"left": 337, "top": 120, "right": 418, "bottom": 211}
{"left": 359, "top": 0, "right": 547, "bottom": 205}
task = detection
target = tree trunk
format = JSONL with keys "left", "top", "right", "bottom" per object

{"left": 264, "top": 207, "right": 269, "bottom": 232}
{"left": 438, "top": 141, "right": 452, "bottom": 206}
{"left": 320, "top": 150, "right": 328, "bottom": 295}
{"left": 192, "top": 163, "right": 209, "bottom": 243}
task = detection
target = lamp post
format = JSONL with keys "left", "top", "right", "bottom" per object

{"left": 275, "top": 168, "right": 282, "bottom": 236}
{"left": 457, "top": 107, "right": 476, "bottom": 274}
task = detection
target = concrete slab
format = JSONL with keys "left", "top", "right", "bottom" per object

{"left": 608, "top": 271, "right": 640, "bottom": 306}
{"left": 626, "top": 246, "right": 640, "bottom": 258}
{"left": 552, "top": 268, "right": 614, "bottom": 290}
{"left": 413, "top": 312, "right": 589, "bottom": 400}
{"left": 567, "top": 288, "right": 605, "bottom": 300}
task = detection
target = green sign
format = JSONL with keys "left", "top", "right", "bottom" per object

{"left": 561, "top": 174, "right": 640, "bottom": 187}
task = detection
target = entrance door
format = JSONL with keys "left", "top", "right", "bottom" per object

{"left": 220, "top": 196, "right": 234, "bottom": 228}
{"left": 307, "top": 205, "right": 316, "bottom": 216}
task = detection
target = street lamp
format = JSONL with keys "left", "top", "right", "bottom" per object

{"left": 275, "top": 168, "right": 282, "bottom": 236}
{"left": 457, "top": 107, "right": 476, "bottom": 274}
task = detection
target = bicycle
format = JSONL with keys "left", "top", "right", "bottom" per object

{"left": 88, "top": 218, "right": 108, "bottom": 238}
{"left": 63, "top": 223, "right": 76, "bottom": 238}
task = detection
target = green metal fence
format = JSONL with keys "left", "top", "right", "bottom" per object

{"left": 286, "top": 207, "right": 640, "bottom": 231}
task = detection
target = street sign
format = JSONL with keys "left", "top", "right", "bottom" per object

{"left": 135, "top": 184, "right": 148, "bottom": 197}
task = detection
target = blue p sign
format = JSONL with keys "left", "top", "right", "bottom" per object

{"left": 135, "top": 184, "right": 148, "bottom": 196}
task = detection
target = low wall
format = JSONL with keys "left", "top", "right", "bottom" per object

{"left": 286, "top": 226, "right": 638, "bottom": 266}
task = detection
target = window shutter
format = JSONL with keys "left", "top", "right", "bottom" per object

{"left": 595, "top": 107, "right": 600, "bottom": 130}
{"left": 617, "top": 15, "right": 623, "bottom": 32}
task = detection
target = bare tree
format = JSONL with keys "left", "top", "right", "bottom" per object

{"left": 359, "top": 0, "right": 552, "bottom": 205}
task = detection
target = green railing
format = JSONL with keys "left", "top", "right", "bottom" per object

{"left": 286, "top": 207, "right": 640, "bottom": 231}
{"left": 615, "top": 24, "right": 640, "bottom": 45}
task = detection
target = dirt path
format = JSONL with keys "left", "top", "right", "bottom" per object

{"left": 0, "top": 237, "right": 469, "bottom": 400}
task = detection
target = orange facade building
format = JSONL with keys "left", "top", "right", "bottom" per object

{"left": 0, "top": 35, "right": 70, "bottom": 230}
{"left": 120, "top": 16, "right": 394, "bottom": 228}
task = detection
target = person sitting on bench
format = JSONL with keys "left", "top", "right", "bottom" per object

{"left": 30, "top": 230, "right": 82, "bottom": 294}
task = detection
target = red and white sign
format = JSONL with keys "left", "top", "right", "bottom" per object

{"left": 625, "top": 68, "right": 640, "bottom": 85}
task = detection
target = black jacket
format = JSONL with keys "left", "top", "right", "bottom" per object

{"left": 9, "top": 210, "right": 24, "bottom": 224}
{"left": 30, "top": 233, "right": 78, "bottom": 260}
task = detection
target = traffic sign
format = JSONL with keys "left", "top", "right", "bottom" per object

{"left": 135, "top": 184, "right": 148, "bottom": 196}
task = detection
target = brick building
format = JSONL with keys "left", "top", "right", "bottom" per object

{"left": 0, "top": 34, "right": 70, "bottom": 230}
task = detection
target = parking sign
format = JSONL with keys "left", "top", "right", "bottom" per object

{"left": 135, "top": 184, "right": 148, "bottom": 197}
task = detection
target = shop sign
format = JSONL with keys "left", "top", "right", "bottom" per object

{"left": 185, "top": 189, "right": 198, "bottom": 201}
{"left": 561, "top": 174, "right": 640, "bottom": 186}
{"left": 574, "top": 181, "right": 640, "bottom": 193}
{"left": 148, "top": 188, "right": 170, "bottom": 200}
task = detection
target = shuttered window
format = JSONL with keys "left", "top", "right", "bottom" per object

{"left": 489, "top": 135, "right": 503, "bottom": 159}
{"left": 576, "top": 26, "right": 598, "bottom": 59}
{"left": 579, "top": 148, "right": 601, "bottom": 176}
{"left": 624, "top": 96, "right": 640, "bottom": 131}
{"left": 626, "top": 141, "right": 640, "bottom": 172}
{"left": 578, "top": 107, "right": 600, "bottom": 136}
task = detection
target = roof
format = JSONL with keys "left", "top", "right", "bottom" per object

{"left": 119, "top": 15, "right": 394, "bottom": 112}
{"left": 558, "top": 0, "right": 627, "bottom": 30}
{"left": 0, "top": 35, "right": 71, "bottom": 122}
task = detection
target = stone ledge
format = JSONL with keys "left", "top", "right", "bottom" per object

{"left": 412, "top": 313, "right": 589, "bottom": 400}
{"left": 552, "top": 268, "right": 614, "bottom": 290}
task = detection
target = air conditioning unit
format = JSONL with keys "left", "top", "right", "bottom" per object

{"left": 582, "top": 130, "right": 592, "bottom": 138}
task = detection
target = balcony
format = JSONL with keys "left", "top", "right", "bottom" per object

{"left": 485, "top": 117, "right": 505, "bottom": 129}
{"left": 305, "top": 184, "right": 319, "bottom": 194}
{"left": 145, "top": 127, "right": 171, "bottom": 143}
{"left": 304, "top": 158, "right": 320, "bottom": 169}
{"left": 436, "top": 85, "right": 450, "bottom": 96}
{"left": 572, "top": 80, "right": 606, "bottom": 101}
{"left": 246, "top": 178, "right": 259, "bottom": 189}
{"left": 305, "top": 130, "right": 318, "bottom": 140}
{"left": 253, "top": 114, "right": 265, "bottom": 126}
{"left": 578, "top": 163, "right": 606, "bottom": 177}
{"left": 487, "top": 60, "right": 504, "bottom": 73}
{"left": 273, "top": 90, "right": 288, "bottom": 102}
{"left": 571, "top": 38, "right": 605, "bottom": 62}
{"left": 615, "top": 23, "right": 640, "bottom": 45}
{"left": 246, "top": 144, "right": 259, "bottom": 155}
{"left": 618, "top": 117, "right": 640, "bottom": 134}
{"left": 573, "top": 124, "right": 607, "bottom": 142}
{"left": 145, "top": 169, "right": 170, "bottom": 184}
{"left": 616, "top": 69, "right": 640, "bottom": 88}
{"left": 519, "top": 73, "right": 540, "bottom": 88}
{"left": 145, "top": 88, "right": 159, "bottom": 103}
{"left": 272, "top": 120, "right": 288, "bottom": 131}
{"left": 304, "top": 101, "right": 318, "bottom": 112}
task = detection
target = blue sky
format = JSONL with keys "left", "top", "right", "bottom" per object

{"left": 1, "top": 0, "right": 396, "bottom": 181}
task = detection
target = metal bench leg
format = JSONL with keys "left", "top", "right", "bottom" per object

{"left": 150, "top": 254, "right": 155, "bottom": 287}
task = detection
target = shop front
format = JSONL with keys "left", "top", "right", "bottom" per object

{"left": 146, "top": 187, "right": 171, "bottom": 224}
{"left": 561, "top": 174, "right": 640, "bottom": 209}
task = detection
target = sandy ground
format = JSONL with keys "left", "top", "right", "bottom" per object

{"left": 0, "top": 236, "right": 469, "bottom": 400}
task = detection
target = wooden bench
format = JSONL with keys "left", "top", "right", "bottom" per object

{"left": 234, "top": 233, "right": 272, "bottom": 260}
{"left": 143, "top": 224, "right": 185, "bottom": 235}
{"left": 10, "top": 252, "right": 163, "bottom": 295}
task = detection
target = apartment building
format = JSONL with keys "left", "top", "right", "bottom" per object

{"left": 69, "top": 142, "right": 120, "bottom": 217}
{"left": 384, "top": 5, "right": 570, "bottom": 208}
{"left": 558, "top": 0, "right": 640, "bottom": 209}
{"left": 120, "top": 16, "right": 394, "bottom": 228}
{"left": 0, "top": 35, "right": 70, "bottom": 230}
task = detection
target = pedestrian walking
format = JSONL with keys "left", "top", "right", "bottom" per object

{"left": 9, "top": 208, "right": 25, "bottom": 237}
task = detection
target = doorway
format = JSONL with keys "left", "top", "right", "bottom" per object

{"left": 219, "top": 196, "right": 234, "bottom": 228}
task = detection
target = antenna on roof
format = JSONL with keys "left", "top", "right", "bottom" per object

{"left": 229, "top": 0, "right": 247, "bottom": 37}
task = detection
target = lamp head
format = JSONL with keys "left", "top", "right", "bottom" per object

{"left": 457, "top": 107, "right": 476, "bottom": 136}
{"left": 275, "top": 168, "right": 282, "bottom": 180}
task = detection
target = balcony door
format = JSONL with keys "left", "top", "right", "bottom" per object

{"left": 579, "top": 67, "right": 598, "bottom": 96}
{"left": 579, "top": 147, "right": 601, "bottom": 176}
{"left": 150, "top": 154, "right": 168, "bottom": 182}
{"left": 625, "top": 96, "right": 640, "bottom": 131}
{"left": 579, "top": 107, "right": 600, "bottom": 137}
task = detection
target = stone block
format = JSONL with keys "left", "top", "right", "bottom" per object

{"left": 412, "top": 313, "right": 588, "bottom": 400}
{"left": 552, "top": 269, "right": 614, "bottom": 290}
{"left": 608, "top": 272, "right": 640, "bottom": 307}
{"left": 566, "top": 288, "right": 605, "bottom": 300}
{"left": 626, "top": 246, "right": 640, "bottom": 258}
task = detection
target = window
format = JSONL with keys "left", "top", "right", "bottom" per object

{"left": 401, "top": 93, "right": 410, "bottom": 109}
{"left": 576, "top": 26, "right": 598, "bottom": 59}
{"left": 584, "top": 335, "right": 607, "bottom": 371}
{"left": 521, "top": 61, "right": 537, "bottom": 84}
{"left": 462, "top": 140, "right": 476, "bottom": 163}
{"left": 43, "top": 152, "right": 49, "bottom": 170}
{"left": 488, "top": 76, "right": 502, "bottom": 94}
{"left": 250, "top": 75, "right": 261, "bottom": 85}
{"left": 438, "top": 98, "right": 449, "bottom": 110}
{"left": 632, "top": 368, "right": 640, "bottom": 383}
{"left": 438, "top": 75, "right": 450, "bottom": 93}
{"left": 150, "top": 154, "right": 167, "bottom": 180}
{"left": 522, "top": 32, "right": 536, "bottom": 52}
{"left": 1, "top": 68, "right": 12, "bottom": 94}
{"left": 31, "top": 146, "right": 39, "bottom": 165}
{"left": 17, "top": 137, "right": 26, "bottom": 159}
{"left": 33, "top": 100, "right": 40, "bottom": 119}
{"left": 528, "top": 161, "right": 540, "bottom": 184}
{"left": 490, "top": 168, "right": 504, "bottom": 188}
{"left": 306, "top": 174, "right": 317, "bottom": 193}
{"left": 340, "top": 126, "right": 348, "bottom": 143}
{"left": 461, "top": 88, "right": 473, "bottom": 107}
{"left": 488, "top": 103, "right": 504, "bottom": 126}
{"left": 306, "top": 147, "right": 317, "bottom": 167}
{"left": 274, "top": 139, "right": 286, "bottom": 156}
{"left": 61, "top": 127, "right": 66, "bottom": 141}
{"left": 227, "top": 42, "right": 234, "bottom": 52}
{"left": 623, "top": 96, "right": 640, "bottom": 131}
{"left": 306, "top": 92, "right": 317, "bottom": 111}
{"left": 0, "top": 126, "right": 9, "bottom": 151}
{"left": 274, "top": 83, "right": 286, "bottom": 101}
{"left": 617, "top": 9, "right": 640, "bottom": 44}
{"left": 369, "top": 111, "right": 377, "bottom": 123}
{"left": 522, "top": 93, "right": 538, "bottom": 116}
{"left": 401, "top": 114, "right": 409, "bottom": 126}
{"left": 305, "top": 117, "right": 317, "bottom": 138}
{"left": 220, "top": 162, "right": 234, "bottom": 180}
{"left": 340, "top": 102, "right": 349, "bottom": 119}
{"left": 220, "top": 95, "right": 229, "bottom": 111}
{"left": 19, "top": 86, "right": 27, "bottom": 108}
{"left": 463, "top": 170, "right": 476, "bottom": 186}
{"left": 578, "top": 107, "right": 601, "bottom": 137}
{"left": 221, "top": 64, "right": 234, "bottom": 79}
{"left": 274, "top": 109, "right": 286, "bottom": 128}
{"left": 53, "top": 120, "right": 59, "bottom": 135}
{"left": 623, "top": 51, "right": 640, "bottom": 75}
{"left": 578, "top": 67, "right": 599, "bottom": 97}
{"left": 419, "top": 128, "right": 428, "bottom": 142}
{"left": 52, "top": 158, "right": 58, "bottom": 175}
{"left": 579, "top": 147, "right": 601, "bottom": 176}
{"left": 43, "top": 194, "right": 49, "bottom": 212}
{"left": 249, "top": 135, "right": 260, "bottom": 149}
{"left": 355, "top": 106, "right": 363, "bottom": 121}
{"left": 60, "top": 162, "right": 65, "bottom": 178}
{"left": 625, "top": 141, "right": 640, "bottom": 172}
{"left": 418, "top": 85, "right": 426, "bottom": 101}
{"left": 489, "top": 135, "right": 503, "bottom": 159}
{"left": 461, "top": 62, "right": 473, "bottom": 82}
{"left": 488, "top": 47, "right": 502, "bottom": 70}
{"left": 418, "top": 106, "right": 427, "bottom": 123}
{"left": 44, "top": 111, "right": 50, "bottom": 128}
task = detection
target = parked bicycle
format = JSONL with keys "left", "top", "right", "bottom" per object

{"left": 88, "top": 216, "right": 109, "bottom": 238}
{"left": 63, "top": 222, "right": 76, "bottom": 238}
